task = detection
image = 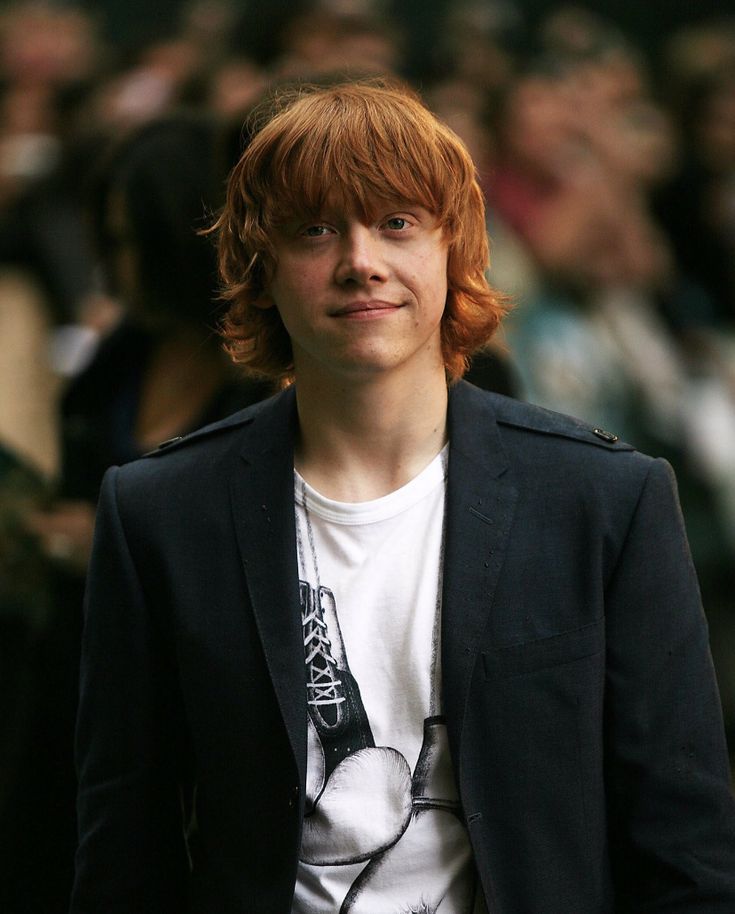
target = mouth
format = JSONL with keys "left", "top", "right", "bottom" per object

{"left": 331, "top": 300, "right": 404, "bottom": 317}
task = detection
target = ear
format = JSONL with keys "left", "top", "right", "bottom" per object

{"left": 253, "top": 293, "right": 276, "bottom": 310}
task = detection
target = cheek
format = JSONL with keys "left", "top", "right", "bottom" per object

{"left": 269, "top": 257, "right": 323, "bottom": 309}
{"left": 412, "top": 277, "right": 448, "bottom": 331}
{"left": 266, "top": 274, "right": 300, "bottom": 322}
{"left": 421, "top": 254, "right": 449, "bottom": 314}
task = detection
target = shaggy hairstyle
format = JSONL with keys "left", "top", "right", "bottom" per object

{"left": 214, "top": 79, "right": 508, "bottom": 381}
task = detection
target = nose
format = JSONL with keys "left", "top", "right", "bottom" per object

{"left": 333, "top": 225, "right": 387, "bottom": 286}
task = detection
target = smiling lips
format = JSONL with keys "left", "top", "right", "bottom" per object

{"left": 331, "top": 300, "right": 404, "bottom": 317}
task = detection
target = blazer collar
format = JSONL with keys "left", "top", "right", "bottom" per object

{"left": 442, "top": 382, "right": 518, "bottom": 772}
{"left": 229, "top": 386, "right": 308, "bottom": 782}
{"left": 447, "top": 380, "right": 510, "bottom": 479}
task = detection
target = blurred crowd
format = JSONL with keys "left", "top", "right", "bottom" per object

{"left": 1, "top": 0, "right": 735, "bottom": 910}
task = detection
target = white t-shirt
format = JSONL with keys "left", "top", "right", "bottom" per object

{"left": 292, "top": 446, "right": 486, "bottom": 914}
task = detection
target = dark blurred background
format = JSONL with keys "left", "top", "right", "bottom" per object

{"left": 1, "top": 1, "right": 735, "bottom": 911}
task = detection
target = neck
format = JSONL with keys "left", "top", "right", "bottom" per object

{"left": 294, "top": 368, "right": 449, "bottom": 502}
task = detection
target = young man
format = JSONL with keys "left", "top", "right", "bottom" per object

{"left": 72, "top": 81, "right": 735, "bottom": 913}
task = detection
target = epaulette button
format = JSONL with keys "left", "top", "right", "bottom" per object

{"left": 592, "top": 428, "right": 618, "bottom": 443}
{"left": 157, "top": 436, "right": 184, "bottom": 449}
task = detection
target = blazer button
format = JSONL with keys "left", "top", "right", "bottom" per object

{"left": 289, "top": 786, "right": 300, "bottom": 808}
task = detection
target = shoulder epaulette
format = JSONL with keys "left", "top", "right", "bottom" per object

{"left": 491, "top": 396, "right": 635, "bottom": 452}
{"left": 141, "top": 410, "right": 256, "bottom": 458}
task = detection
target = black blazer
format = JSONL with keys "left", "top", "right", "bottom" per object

{"left": 71, "top": 382, "right": 735, "bottom": 914}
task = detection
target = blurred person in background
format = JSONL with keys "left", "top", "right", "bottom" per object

{"left": 0, "top": 6, "right": 107, "bottom": 911}
{"left": 654, "top": 32, "right": 735, "bottom": 751}
{"left": 24, "top": 113, "right": 275, "bottom": 585}
{"left": 0, "top": 1, "right": 100, "bottom": 209}
{"left": 6, "top": 113, "right": 272, "bottom": 913}
{"left": 0, "top": 270, "right": 60, "bottom": 914}
{"left": 655, "top": 58, "right": 735, "bottom": 333}
{"left": 490, "top": 46, "right": 680, "bottom": 447}
{"left": 54, "top": 114, "right": 273, "bottom": 515}
{"left": 272, "top": 7, "right": 402, "bottom": 80}
{"left": 486, "top": 8, "right": 735, "bottom": 758}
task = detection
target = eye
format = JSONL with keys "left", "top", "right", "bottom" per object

{"left": 384, "top": 217, "right": 409, "bottom": 231}
{"left": 302, "top": 224, "right": 333, "bottom": 237}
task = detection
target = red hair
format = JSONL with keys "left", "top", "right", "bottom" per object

{"left": 214, "top": 79, "right": 508, "bottom": 382}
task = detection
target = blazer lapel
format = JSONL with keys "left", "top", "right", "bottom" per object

{"left": 229, "top": 387, "right": 308, "bottom": 782}
{"left": 442, "top": 382, "right": 518, "bottom": 764}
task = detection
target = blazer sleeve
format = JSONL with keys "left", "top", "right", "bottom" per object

{"left": 71, "top": 466, "right": 190, "bottom": 914}
{"left": 604, "top": 457, "right": 735, "bottom": 911}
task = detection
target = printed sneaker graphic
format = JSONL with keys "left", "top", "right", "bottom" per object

{"left": 300, "top": 582, "right": 412, "bottom": 865}
{"left": 299, "top": 583, "right": 479, "bottom": 913}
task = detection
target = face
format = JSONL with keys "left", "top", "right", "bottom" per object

{"left": 264, "top": 198, "right": 449, "bottom": 386}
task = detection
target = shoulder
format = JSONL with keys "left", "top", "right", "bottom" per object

{"left": 109, "top": 386, "right": 293, "bottom": 495}
{"left": 143, "top": 384, "right": 292, "bottom": 457}
{"left": 449, "top": 382, "right": 662, "bottom": 504}
{"left": 450, "top": 386, "right": 683, "bottom": 571}
{"left": 452, "top": 381, "right": 635, "bottom": 453}
{"left": 139, "top": 400, "right": 267, "bottom": 459}
{"left": 488, "top": 390, "right": 634, "bottom": 453}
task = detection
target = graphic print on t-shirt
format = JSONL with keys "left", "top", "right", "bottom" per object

{"left": 299, "top": 578, "right": 479, "bottom": 913}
